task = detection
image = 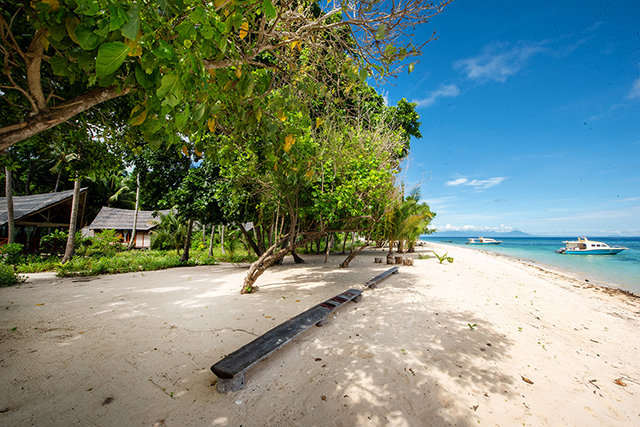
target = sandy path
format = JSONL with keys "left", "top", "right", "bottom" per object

{"left": 1, "top": 244, "right": 638, "bottom": 426}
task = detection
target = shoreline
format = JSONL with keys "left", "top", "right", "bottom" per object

{"left": 422, "top": 239, "right": 640, "bottom": 297}
{"left": 1, "top": 246, "right": 639, "bottom": 426}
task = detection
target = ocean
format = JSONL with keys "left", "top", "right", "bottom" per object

{"left": 420, "top": 236, "right": 640, "bottom": 295}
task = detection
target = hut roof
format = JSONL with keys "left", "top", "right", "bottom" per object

{"left": 88, "top": 207, "right": 170, "bottom": 231}
{"left": 0, "top": 189, "right": 87, "bottom": 226}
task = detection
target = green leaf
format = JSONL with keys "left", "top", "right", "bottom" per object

{"left": 96, "top": 42, "right": 130, "bottom": 76}
{"left": 358, "top": 68, "right": 368, "bottom": 82}
{"left": 121, "top": 3, "right": 140, "bottom": 40}
{"left": 190, "top": 6, "right": 206, "bottom": 23}
{"left": 193, "top": 103, "right": 206, "bottom": 121}
{"left": 48, "top": 24, "right": 68, "bottom": 42}
{"left": 152, "top": 40, "right": 175, "bottom": 60}
{"left": 77, "top": 51, "right": 95, "bottom": 71}
{"left": 109, "top": 5, "right": 127, "bottom": 31}
{"left": 200, "top": 25, "right": 214, "bottom": 40}
{"left": 156, "top": 73, "right": 184, "bottom": 107}
{"left": 75, "top": 23, "right": 103, "bottom": 50}
{"left": 75, "top": 0, "right": 100, "bottom": 16}
{"left": 375, "top": 24, "right": 386, "bottom": 41}
{"left": 135, "top": 64, "right": 157, "bottom": 88}
{"left": 176, "top": 21, "right": 197, "bottom": 40}
{"left": 408, "top": 62, "right": 415, "bottom": 74}
{"left": 49, "top": 56, "right": 71, "bottom": 76}
{"left": 263, "top": 0, "right": 276, "bottom": 19}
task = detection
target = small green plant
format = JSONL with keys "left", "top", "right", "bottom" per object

{"left": 434, "top": 252, "right": 454, "bottom": 264}
{"left": 0, "top": 264, "right": 25, "bottom": 287}
{"left": 418, "top": 253, "right": 430, "bottom": 260}
{"left": 468, "top": 323, "right": 477, "bottom": 331}
{"left": 0, "top": 243, "right": 24, "bottom": 265}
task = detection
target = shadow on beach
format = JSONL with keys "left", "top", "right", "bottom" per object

{"left": 1, "top": 252, "right": 515, "bottom": 427}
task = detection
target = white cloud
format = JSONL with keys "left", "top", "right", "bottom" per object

{"left": 413, "top": 84, "right": 460, "bottom": 108}
{"left": 629, "top": 76, "right": 640, "bottom": 99}
{"left": 444, "top": 178, "right": 468, "bottom": 186}
{"left": 454, "top": 41, "right": 546, "bottom": 83}
{"left": 432, "top": 224, "right": 515, "bottom": 233}
{"left": 445, "top": 176, "right": 507, "bottom": 189}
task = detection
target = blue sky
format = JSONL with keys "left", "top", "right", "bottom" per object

{"left": 383, "top": 1, "right": 640, "bottom": 236}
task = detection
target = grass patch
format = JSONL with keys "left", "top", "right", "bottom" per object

{"left": 53, "top": 247, "right": 257, "bottom": 277}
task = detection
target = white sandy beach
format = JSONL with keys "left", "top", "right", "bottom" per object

{"left": 1, "top": 242, "right": 639, "bottom": 426}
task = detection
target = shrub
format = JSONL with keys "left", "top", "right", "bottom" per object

{"left": 0, "top": 264, "right": 25, "bottom": 287}
{"left": 1, "top": 243, "right": 24, "bottom": 265}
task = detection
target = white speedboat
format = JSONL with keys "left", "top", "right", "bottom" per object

{"left": 555, "top": 237, "right": 628, "bottom": 255}
{"left": 467, "top": 237, "right": 502, "bottom": 245}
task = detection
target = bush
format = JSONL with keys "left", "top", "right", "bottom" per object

{"left": 0, "top": 263, "right": 25, "bottom": 287}
{"left": 40, "top": 229, "right": 68, "bottom": 252}
{"left": 1, "top": 243, "right": 24, "bottom": 265}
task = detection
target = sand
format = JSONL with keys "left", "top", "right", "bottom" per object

{"left": 1, "top": 243, "right": 639, "bottom": 427}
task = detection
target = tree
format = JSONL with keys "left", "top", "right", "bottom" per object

{"left": 170, "top": 159, "right": 223, "bottom": 262}
{"left": 0, "top": 0, "right": 451, "bottom": 149}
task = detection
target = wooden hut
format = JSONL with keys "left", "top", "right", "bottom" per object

{"left": 86, "top": 207, "right": 169, "bottom": 248}
{"left": 0, "top": 188, "right": 87, "bottom": 251}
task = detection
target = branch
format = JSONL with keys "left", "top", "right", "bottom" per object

{"left": 0, "top": 85, "right": 133, "bottom": 150}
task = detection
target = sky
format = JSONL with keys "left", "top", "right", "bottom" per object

{"left": 381, "top": 1, "right": 640, "bottom": 236}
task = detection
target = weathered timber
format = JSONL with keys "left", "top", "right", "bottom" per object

{"left": 365, "top": 266, "right": 399, "bottom": 289}
{"left": 211, "top": 288, "right": 363, "bottom": 393}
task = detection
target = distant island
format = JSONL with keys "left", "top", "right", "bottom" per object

{"left": 424, "top": 230, "right": 533, "bottom": 238}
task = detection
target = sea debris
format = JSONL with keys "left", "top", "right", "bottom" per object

{"left": 521, "top": 375, "right": 534, "bottom": 385}
{"left": 614, "top": 378, "right": 627, "bottom": 387}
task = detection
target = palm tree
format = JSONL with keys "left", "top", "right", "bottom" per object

{"left": 150, "top": 212, "right": 185, "bottom": 254}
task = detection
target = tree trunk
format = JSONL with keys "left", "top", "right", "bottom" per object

{"left": 5, "top": 167, "right": 15, "bottom": 244}
{"left": 208, "top": 226, "right": 214, "bottom": 257}
{"left": 241, "top": 231, "right": 325, "bottom": 294}
{"left": 324, "top": 233, "right": 332, "bottom": 263}
{"left": 341, "top": 231, "right": 347, "bottom": 255}
{"left": 180, "top": 218, "right": 194, "bottom": 262}
{"left": 220, "top": 225, "right": 225, "bottom": 254}
{"left": 127, "top": 172, "right": 141, "bottom": 250}
{"left": 61, "top": 174, "right": 81, "bottom": 264}
{"left": 237, "top": 222, "right": 262, "bottom": 257}
{"left": 340, "top": 242, "right": 370, "bottom": 268}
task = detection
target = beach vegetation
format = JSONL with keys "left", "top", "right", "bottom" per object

{"left": 0, "top": 1, "right": 449, "bottom": 287}
{"left": 434, "top": 252, "right": 454, "bottom": 264}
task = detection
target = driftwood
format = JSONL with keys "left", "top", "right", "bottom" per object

{"left": 211, "top": 289, "right": 363, "bottom": 393}
{"left": 365, "top": 266, "right": 400, "bottom": 289}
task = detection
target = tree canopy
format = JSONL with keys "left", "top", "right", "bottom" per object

{"left": 1, "top": 0, "right": 450, "bottom": 149}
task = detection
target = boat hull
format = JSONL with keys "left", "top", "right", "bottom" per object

{"left": 468, "top": 242, "right": 502, "bottom": 245}
{"left": 562, "top": 248, "right": 626, "bottom": 255}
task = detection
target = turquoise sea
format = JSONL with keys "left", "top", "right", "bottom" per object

{"left": 420, "top": 236, "right": 640, "bottom": 295}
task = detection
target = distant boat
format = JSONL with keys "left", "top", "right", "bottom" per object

{"left": 555, "top": 237, "right": 628, "bottom": 255}
{"left": 467, "top": 237, "right": 502, "bottom": 245}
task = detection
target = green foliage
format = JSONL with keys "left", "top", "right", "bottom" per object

{"left": 76, "top": 229, "right": 125, "bottom": 257}
{"left": 434, "top": 252, "right": 454, "bottom": 264}
{"left": 1, "top": 243, "right": 25, "bottom": 265}
{"left": 40, "top": 229, "right": 69, "bottom": 251}
{"left": 15, "top": 254, "right": 60, "bottom": 274}
{"left": 150, "top": 212, "right": 186, "bottom": 253}
{"left": 0, "top": 264, "right": 25, "bottom": 287}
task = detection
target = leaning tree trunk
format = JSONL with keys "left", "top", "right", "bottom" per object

{"left": 127, "top": 172, "right": 141, "bottom": 250}
{"left": 61, "top": 174, "right": 81, "bottom": 264}
{"left": 180, "top": 218, "right": 194, "bottom": 262}
{"left": 237, "top": 222, "right": 262, "bottom": 257}
{"left": 340, "top": 241, "right": 370, "bottom": 268}
{"left": 208, "top": 226, "right": 214, "bottom": 257}
{"left": 241, "top": 231, "right": 326, "bottom": 294}
{"left": 5, "top": 166, "right": 15, "bottom": 244}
